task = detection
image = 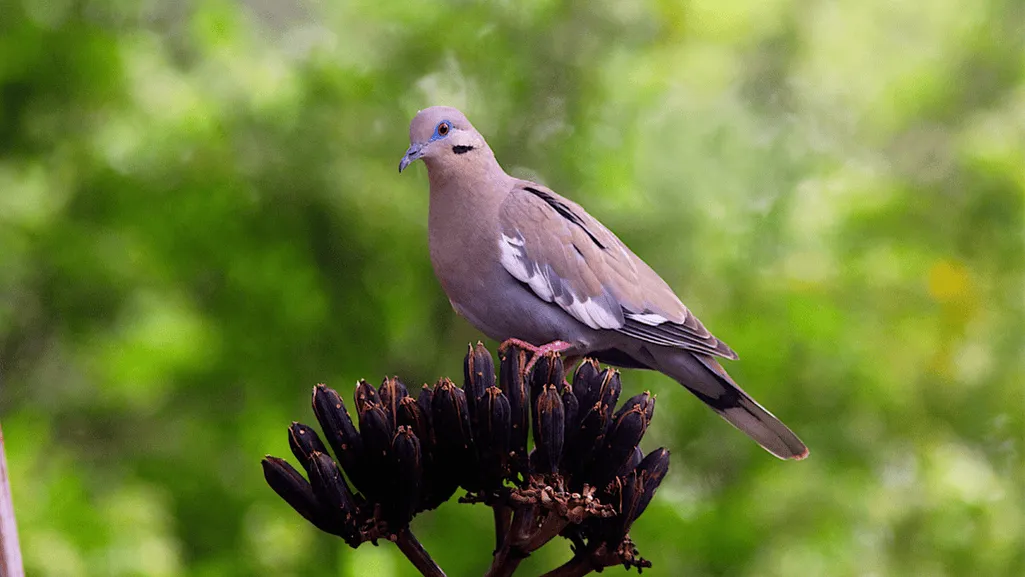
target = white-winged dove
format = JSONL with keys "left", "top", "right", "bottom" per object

{"left": 399, "top": 106, "right": 808, "bottom": 460}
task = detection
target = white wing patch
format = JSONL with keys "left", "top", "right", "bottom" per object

{"left": 624, "top": 312, "right": 668, "bottom": 326}
{"left": 499, "top": 232, "right": 621, "bottom": 330}
{"left": 499, "top": 233, "right": 531, "bottom": 281}
{"left": 500, "top": 233, "right": 555, "bottom": 302}
{"left": 562, "top": 295, "right": 621, "bottom": 329}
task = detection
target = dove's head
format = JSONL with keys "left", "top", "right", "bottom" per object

{"left": 399, "top": 106, "right": 491, "bottom": 174}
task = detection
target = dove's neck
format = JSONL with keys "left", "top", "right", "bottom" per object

{"left": 426, "top": 153, "right": 512, "bottom": 298}
{"left": 425, "top": 146, "right": 509, "bottom": 214}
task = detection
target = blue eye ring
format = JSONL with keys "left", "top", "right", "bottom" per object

{"left": 433, "top": 121, "right": 452, "bottom": 139}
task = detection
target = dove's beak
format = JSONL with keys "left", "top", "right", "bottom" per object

{"left": 399, "top": 143, "right": 424, "bottom": 173}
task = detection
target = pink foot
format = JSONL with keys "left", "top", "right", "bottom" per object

{"left": 498, "top": 338, "right": 574, "bottom": 374}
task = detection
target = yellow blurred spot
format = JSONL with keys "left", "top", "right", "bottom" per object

{"left": 927, "top": 260, "right": 971, "bottom": 303}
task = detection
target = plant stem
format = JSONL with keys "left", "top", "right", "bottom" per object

{"left": 484, "top": 546, "right": 527, "bottom": 577}
{"left": 523, "top": 511, "right": 569, "bottom": 552}
{"left": 394, "top": 529, "right": 446, "bottom": 577}
{"left": 492, "top": 505, "right": 512, "bottom": 553}
{"left": 485, "top": 505, "right": 535, "bottom": 577}
{"left": 507, "top": 503, "right": 536, "bottom": 549}
{"left": 0, "top": 421, "right": 24, "bottom": 577}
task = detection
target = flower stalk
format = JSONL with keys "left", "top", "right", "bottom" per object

{"left": 263, "top": 343, "right": 669, "bottom": 576}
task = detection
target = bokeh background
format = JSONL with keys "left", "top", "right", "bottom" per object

{"left": 1, "top": 0, "right": 1023, "bottom": 575}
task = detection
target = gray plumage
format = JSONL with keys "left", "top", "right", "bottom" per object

{"left": 400, "top": 106, "right": 808, "bottom": 460}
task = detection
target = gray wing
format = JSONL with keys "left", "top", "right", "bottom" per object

{"left": 497, "top": 182, "right": 737, "bottom": 360}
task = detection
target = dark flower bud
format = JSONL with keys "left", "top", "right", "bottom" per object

{"left": 596, "top": 369, "right": 622, "bottom": 415}
{"left": 396, "top": 396, "right": 431, "bottom": 446}
{"left": 417, "top": 384, "right": 434, "bottom": 428}
{"left": 431, "top": 379, "right": 479, "bottom": 489}
{"left": 464, "top": 341, "right": 495, "bottom": 421}
{"left": 262, "top": 456, "right": 342, "bottom": 537}
{"left": 530, "top": 351, "right": 565, "bottom": 411}
{"left": 431, "top": 379, "right": 473, "bottom": 453}
{"left": 306, "top": 451, "right": 360, "bottom": 546}
{"left": 424, "top": 379, "right": 473, "bottom": 504}
{"left": 499, "top": 346, "right": 530, "bottom": 473}
{"left": 354, "top": 379, "right": 380, "bottom": 421}
{"left": 359, "top": 404, "right": 395, "bottom": 500}
{"left": 475, "top": 386, "right": 511, "bottom": 486}
{"left": 561, "top": 385, "right": 579, "bottom": 440}
{"left": 633, "top": 447, "right": 670, "bottom": 514}
{"left": 387, "top": 426, "right": 423, "bottom": 528}
{"left": 378, "top": 376, "right": 408, "bottom": 429}
{"left": 397, "top": 395, "right": 436, "bottom": 510}
{"left": 359, "top": 404, "right": 394, "bottom": 461}
{"left": 531, "top": 384, "right": 565, "bottom": 475}
{"left": 589, "top": 403, "right": 650, "bottom": 490}
{"left": 312, "top": 384, "right": 367, "bottom": 494}
{"left": 605, "top": 472, "right": 644, "bottom": 544}
{"left": 561, "top": 399, "right": 612, "bottom": 482}
{"left": 288, "top": 421, "right": 328, "bottom": 466}
{"left": 615, "top": 391, "right": 655, "bottom": 423}
{"left": 420, "top": 470, "right": 458, "bottom": 512}
{"left": 571, "top": 358, "right": 602, "bottom": 409}
{"left": 617, "top": 445, "right": 644, "bottom": 478}
{"left": 606, "top": 448, "right": 670, "bottom": 543}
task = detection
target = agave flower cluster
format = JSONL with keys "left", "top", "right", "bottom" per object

{"left": 262, "top": 344, "right": 670, "bottom": 577}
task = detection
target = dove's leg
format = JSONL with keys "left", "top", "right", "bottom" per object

{"left": 498, "top": 338, "right": 573, "bottom": 373}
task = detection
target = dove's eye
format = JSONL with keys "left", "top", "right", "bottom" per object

{"left": 436, "top": 122, "right": 450, "bottom": 137}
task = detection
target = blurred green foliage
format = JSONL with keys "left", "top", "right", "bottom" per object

{"left": 1, "top": 0, "right": 1023, "bottom": 575}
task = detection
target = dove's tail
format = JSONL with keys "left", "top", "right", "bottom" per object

{"left": 651, "top": 348, "right": 809, "bottom": 460}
